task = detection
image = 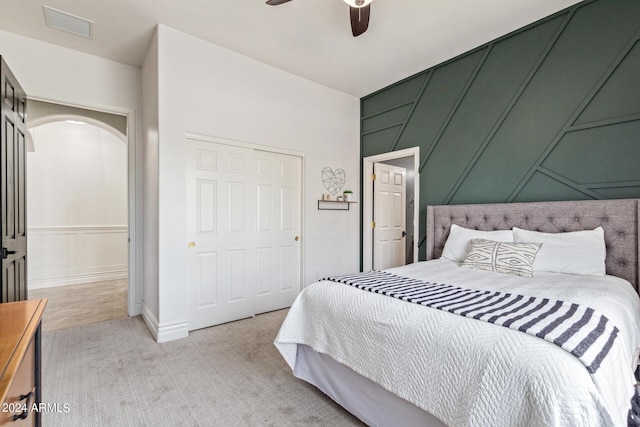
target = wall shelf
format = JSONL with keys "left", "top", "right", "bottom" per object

{"left": 318, "top": 200, "right": 357, "bottom": 211}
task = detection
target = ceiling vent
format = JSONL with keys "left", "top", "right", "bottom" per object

{"left": 43, "top": 6, "right": 93, "bottom": 39}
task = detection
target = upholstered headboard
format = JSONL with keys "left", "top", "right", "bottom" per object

{"left": 426, "top": 199, "right": 640, "bottom": 290}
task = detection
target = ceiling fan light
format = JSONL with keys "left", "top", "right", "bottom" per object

{"left": 343, "top": 0, "right": 373, "bottom": 8}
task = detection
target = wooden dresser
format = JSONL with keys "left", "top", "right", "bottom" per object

{"left": 0, "top": 299, "right": 46, "bottom": 427}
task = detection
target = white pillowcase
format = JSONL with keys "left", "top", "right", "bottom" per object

{"left": 441, "top": 224, "right": 513, "bottom": 262}
{"left": 512, "top": 226, "right": 606, "bottom": 276}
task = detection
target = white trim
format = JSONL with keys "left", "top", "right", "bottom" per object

{"left": 362, "top": 147, "right": 420, "bottom": 272}
{"left": 29, "top": 225, "right": 127, "bottom": 232}
{"left": 141, "top": 303, "right": 159, "bottom": 341}
{"left": 25, "top": 94, "right": 141, "bottom": 317}
{"left": 28, "top": 114, "right": 126, "bottom": 143}
{"left": 157, "top": 319, "right": 189, "bottom": 343}
{"left": 26, "top": 94, "right": 131, "bottom": 119}
{"left": 29, "top": 270, "right": 127, "bottom": 289}
{"left": 185, "top": 132, "right": 305, "bottom": 158}
{"left": 143, "top": 304, "right": 189, "bottom": 343}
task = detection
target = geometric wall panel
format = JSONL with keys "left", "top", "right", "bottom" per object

{"left": 591, "top": 186, "right": 640, "bottom": 200}
{"left": 542, "top": 121, "right": 640, "bottom": 187}
{"left": 362, "top": 126, "right": 402, "bottom": 158}
{"left": 360, "top": 0, "right": 640, "bottom": 260}
{"left": 513, "top": 171, "right": 592, "bottom": 203}
{"left": 576, "top": 41, "right": 640, "bottom": 125}
{"left": 361, "top": 74, "right": 426, "bottom": 117}
{"left": 361, "top": 104, "right": 412, "bottom": 134}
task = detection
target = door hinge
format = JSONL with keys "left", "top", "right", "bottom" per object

{"left": 371, "top": 221, "right": 376, "bottom": 229}
{"left": 371, "top": 173, "right": 376, "bottom": 181}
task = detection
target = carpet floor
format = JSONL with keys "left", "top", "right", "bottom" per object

{"left": 41, "top": 310, "right": 363, "bottom": 426}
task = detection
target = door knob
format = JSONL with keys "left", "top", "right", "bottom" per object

{"left": 188, "top": 242, "right": 196, "bottom": 248}
{"left": 294, "top": 236, "right": 300, "bottom": 241}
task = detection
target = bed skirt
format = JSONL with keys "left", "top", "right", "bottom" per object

{"left": 293, "top": 344, "right": 447, "bottom": 427}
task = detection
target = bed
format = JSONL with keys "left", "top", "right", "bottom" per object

{"left": 275, "top": 199, "right": 640, "bottom": 426}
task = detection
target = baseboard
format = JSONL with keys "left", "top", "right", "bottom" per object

{"left": 141, "top": 303, "right": 159, "bottom": 341}
{"left": 141, "top": 303, "right": 189, "bottom": 343}
{"left": 156, "top": 320, "right": 189, "bottom": 343}
{"left": 29, "top": 270, "right": 128, "bottom": 289}
{"left": 130, "top": 299, "right": 143, "bottom": 317}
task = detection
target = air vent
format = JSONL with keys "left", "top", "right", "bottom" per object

{"left": 43, "top": 6, "right": 93, "bottom": 39}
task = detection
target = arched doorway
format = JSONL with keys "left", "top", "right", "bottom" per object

{"left": 26, "top": 103, "right": 129, "bottom": 331}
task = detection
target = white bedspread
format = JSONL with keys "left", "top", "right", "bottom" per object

{"left": 275, "top": 259, "right": 640, "bottom": 427}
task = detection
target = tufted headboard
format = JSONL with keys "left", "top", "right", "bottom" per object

{"left": 426, "top": 199, "right": 640, "bottom": 291}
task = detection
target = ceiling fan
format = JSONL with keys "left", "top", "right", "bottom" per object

{"left": 266, "top": 0, "right": 372, "bottom": 37}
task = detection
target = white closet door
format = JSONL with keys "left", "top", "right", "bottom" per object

{"left": 186, "top": 139, "right": 302, "bottom": 331}
{"left": 373, "top": 162, "right": 406, "bottom": 270}
{"left": 254, "top": 150, "right": 302, "bottom": 314}
{"left": 186, "top": 140, "right": 257, "bottom": 331}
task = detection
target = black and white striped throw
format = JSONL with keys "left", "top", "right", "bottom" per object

{"left": 324, "top": 270, "right": 619, "bottom": 373}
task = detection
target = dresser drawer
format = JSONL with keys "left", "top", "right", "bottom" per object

{"left": 0, "top": 338, "right": 35, "bottom": 426}
{"left": 0, "top": 300, "right": 46, "bottom": 427}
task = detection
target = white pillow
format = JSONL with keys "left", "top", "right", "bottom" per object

{"left": 512, "top": 226, "right": 606, "bottom": 276}
{"left": 441, "top": 224, "right": 513, "bottom": 262}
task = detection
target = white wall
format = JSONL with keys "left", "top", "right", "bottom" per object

{"left": 0, "top": 30, "right": 141, "bottom": 113}
{"left": 28, "top": 122, "right": 127, "bottom": 226}
{"left": 150, "top": 25, "right": 360, "bottom": 341}
{"left": 141, "top": 30, "right": 160, "bottom": 326}
{"left": 0, "top": 29, "right": 143, "bottom": 313}
{"left": 26, "top": 122, "right": 128, "bottom": 288}
{"left": 1, "top": 26, "right": 360, "bottom": 338}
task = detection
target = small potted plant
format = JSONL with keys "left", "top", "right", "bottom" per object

{"left": 343, "top": 190, "right": 353, "bottom": 202}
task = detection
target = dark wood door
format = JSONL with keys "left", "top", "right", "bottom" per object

{"left": 1, "top": 57, "right": 28, "bottom": 303}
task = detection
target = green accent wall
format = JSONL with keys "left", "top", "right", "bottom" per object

{"left": 360, "top": 0, "right": 640, "bottom": 260}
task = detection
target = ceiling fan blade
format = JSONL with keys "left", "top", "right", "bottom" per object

{"left": 349, "top": 4, "right": 370, "bottom": 37}
{"left": 266, "top": 0, "right": 292, "bottom": 5}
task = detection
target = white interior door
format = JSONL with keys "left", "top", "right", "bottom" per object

{"left": 186, "top": 139, "right": 302, "bottom": 331}
{"left": 186, "top": 140, "right": 257, "bottom": 331}
{"left": 373, "top": 162, "right": 406, "bottom": 270}
{"left": 255, "top": 150, "right": 301, "bottom": 314}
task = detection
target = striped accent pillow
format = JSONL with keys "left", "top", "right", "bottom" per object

{"left": 461, "top": 239, "right": 542, "bottom": 277}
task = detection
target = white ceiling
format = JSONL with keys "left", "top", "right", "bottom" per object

{"left": 1, "top": 0, "right": 582, "bottom": 97}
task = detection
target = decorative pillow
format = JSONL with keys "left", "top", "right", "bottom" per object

{"left": 441, "top": 224, "right": 513, "bottom": 262}
{"left": 512, "top": 227, "right": 606, "bottom": 276}
{"left": 461, "top": 239, "right": 542, "bottom": 277}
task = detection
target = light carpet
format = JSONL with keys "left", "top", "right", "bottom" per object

{"left": 41, "top": 310, "right": 363, "bottom": 426}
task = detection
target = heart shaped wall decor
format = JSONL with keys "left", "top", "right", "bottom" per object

{"left": 322, "top": 167, "right": 346, "bottom": 195}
